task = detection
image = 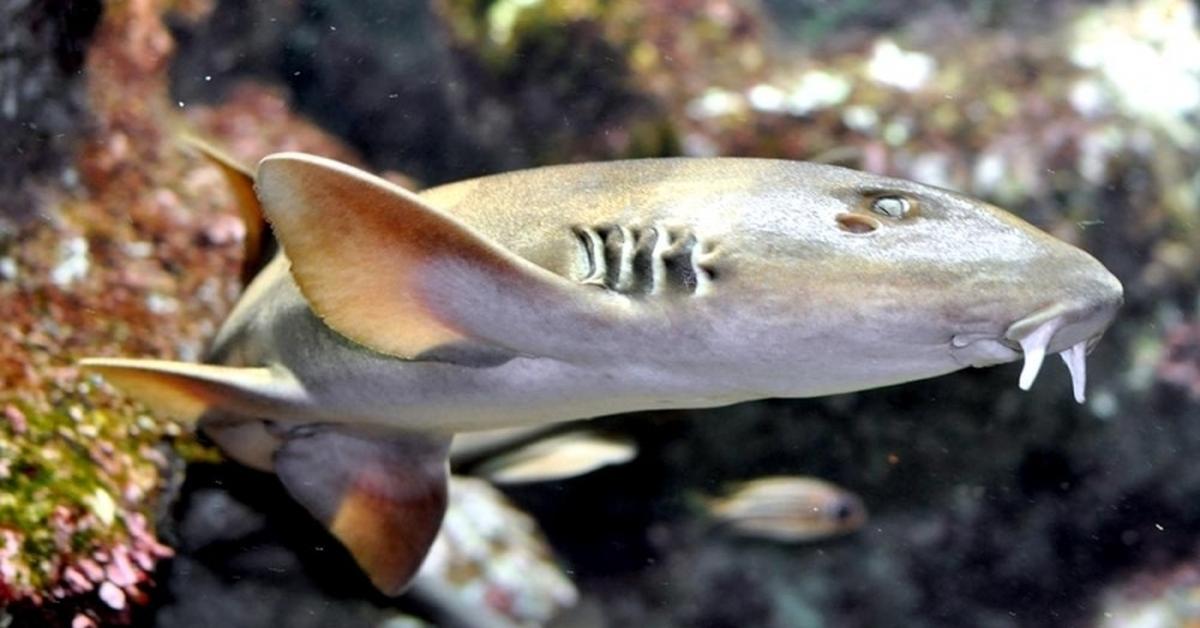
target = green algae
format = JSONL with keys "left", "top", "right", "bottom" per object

{"left": 0, "top": 391, "right": 192, "bottom": 597}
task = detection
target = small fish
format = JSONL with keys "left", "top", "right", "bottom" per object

{"left": 82, "top": 152, "right": 1121, "bottom": 594}
{"left": 705, "top": 476, "right": 867, "bottom": 543}
{"left": 463, "top": 429, "right": 637, "bottom": 485}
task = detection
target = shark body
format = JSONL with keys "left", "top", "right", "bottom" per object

{"left": 83, "top": 153, "right": 1122, "bottom": 595}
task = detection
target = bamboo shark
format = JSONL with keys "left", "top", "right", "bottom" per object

{"left": 82, "top": 152, "right": 1122, "bottom": 595}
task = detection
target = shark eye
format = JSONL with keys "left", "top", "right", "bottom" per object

{"left": 871, "top": 196, "right": 911, "bottom": 218}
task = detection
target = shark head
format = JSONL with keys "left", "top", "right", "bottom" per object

{"left": 706, "top": 162, "right": 1123, "bottom": 402}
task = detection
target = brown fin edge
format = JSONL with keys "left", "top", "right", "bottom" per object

{"left": 274, "top": 428, "right": 451, "bottom": 595}
{"left": 79, "top": 358, "right": 294, "bottom": 424}
{"left": 179, "top": 134, "right": 277, "bottom": 283}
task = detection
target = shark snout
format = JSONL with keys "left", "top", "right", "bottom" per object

{"left": 1002, "top": 260, "right": 1123, "bottom": 403}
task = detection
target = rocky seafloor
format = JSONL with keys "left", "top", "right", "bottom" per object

{"left": 3, "top": 0, "right": 1200, "bottom": 626}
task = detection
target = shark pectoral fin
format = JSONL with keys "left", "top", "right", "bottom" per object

{"left": 79, "top": 358, "right": 302, "bottom": 423}
{"left": 180, "top": 134, "right": 276, "bottom": 283}
{"left": 274, "top": 429, "right": 451, "bottom": 596}
{"left": 256, "top": 153, "right": 633, "bottom": 361}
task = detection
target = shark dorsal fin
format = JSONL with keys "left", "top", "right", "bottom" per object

{"left": 255, "top": 153, "right": 635, "bottom": 361}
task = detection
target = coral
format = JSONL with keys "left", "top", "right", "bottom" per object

{"left": 183, "top": 83, "right": 365, "bottom": 172}
{"left": 167, "top": 0, "right": 486, "bottom": 184}
{"left": 1096, "top": 559, "right": 1200, "bottom": 627}
{"left": 168, "top": 0, "right": 678, "bottom": 183}
{"left": 434, "top": 0, "right": 773, "bottom": 162}
{"left": 1158, "top": 321, "right": 1200, "bottom": 401}
{"left": 421, "top": 477, "right": 578, "bottom": 626}
{"left": 0, "top": 401, "right": 173, "bottom": 616}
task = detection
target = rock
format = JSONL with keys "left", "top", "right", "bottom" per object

{"left": 0, "top": 0, "right": 102, "bottom": 230}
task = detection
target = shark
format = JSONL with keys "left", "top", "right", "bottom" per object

{"left": 81, "top": 151, "right": 1122, "bottom": 595}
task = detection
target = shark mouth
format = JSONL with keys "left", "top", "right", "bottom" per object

{"left": 957, "top": 270, "right": 1120, "bottom": 404}
{"left": 953, "top": 308, "right": 1109, "bottom": 404}
{"left": 1014, "top": 318, "right": 1089, "bottom": 404}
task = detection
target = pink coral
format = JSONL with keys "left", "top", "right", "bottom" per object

{"left": 1158, "top": 322, "right": 1200, "bottom": 399}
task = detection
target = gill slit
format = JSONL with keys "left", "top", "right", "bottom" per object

{"left": 573, "top": 224, "right": 712, "bottom": 296}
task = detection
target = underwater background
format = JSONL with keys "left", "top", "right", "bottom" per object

{"left": 2, "top": 0, "right": 1200, "bottom": 626}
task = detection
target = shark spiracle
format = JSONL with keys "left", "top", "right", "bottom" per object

{"left": 571, "top": 224, "right": 718, "bottom": 296}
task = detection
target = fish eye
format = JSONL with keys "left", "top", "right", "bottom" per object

{"left": 830, "top": 499, "right": 856, "bottom": 522}
{"left": 871, "top": 195, "right": 911, "bottom": 218}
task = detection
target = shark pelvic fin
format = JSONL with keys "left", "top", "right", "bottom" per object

{"left": 274, "top": 428, "right": 451, "bottom": 596}
{"left": 79, "top": 358, "right": 303, "bottom": 423}
{"left": 180, "top": 134, "right": 277, "bottom": 283}
{"left": 255, "top": 152, "right": 634, "bottom": 361}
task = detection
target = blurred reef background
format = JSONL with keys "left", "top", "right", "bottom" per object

{"left": 2, "top": 0, "right": 1200, "bottom": 626}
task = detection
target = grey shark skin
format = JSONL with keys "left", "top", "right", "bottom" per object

{"left": 82, "top": 154, "right": 1122, "bottom": 595}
